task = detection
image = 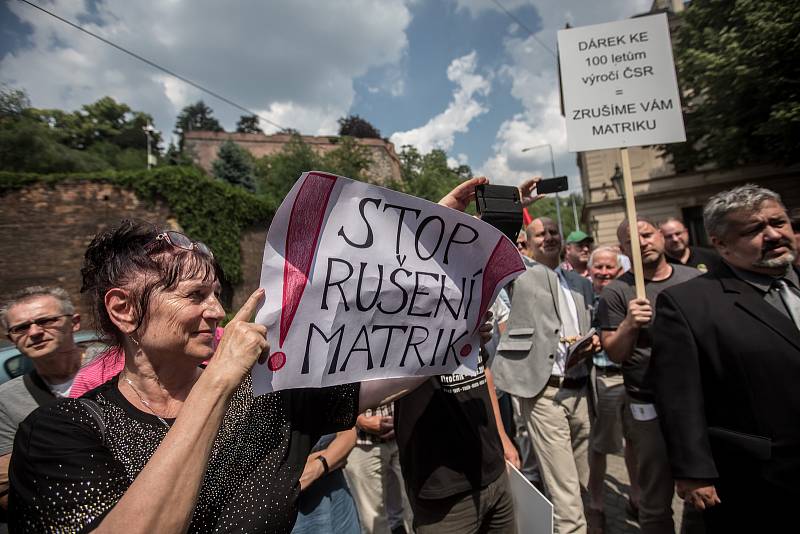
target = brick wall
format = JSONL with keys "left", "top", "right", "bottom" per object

{"left": 235, "top": 225, "right": 269, "bottom": 311}
{"left": 0, "top": 182, "right": 175, "bottom": 325}
{"left": 0, "top": 182, "right": 269, "bottom": 328}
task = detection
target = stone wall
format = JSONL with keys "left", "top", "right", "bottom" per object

{"left": 183, "top": 131, "right": 402, "bottom": 184}
{"left": 0, "top": 182, "right": 268, "bottom": 327}
{"left": 235, "top": 225, "right": 269, "bottom": 311}
{"left": 0, "top": 182, "right": 174, "bottom": 324}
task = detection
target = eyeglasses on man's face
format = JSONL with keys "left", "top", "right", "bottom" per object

{"left": 6, "top": 314, "right": 71, "bottom": 340}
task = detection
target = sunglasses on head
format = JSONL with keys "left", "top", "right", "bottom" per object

{"left": 146, "top": 231, "right": 214, "bottom": 259}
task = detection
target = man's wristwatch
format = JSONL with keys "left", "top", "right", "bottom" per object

{"left": 316, "top": 455, "right": 329, "bottom": 475}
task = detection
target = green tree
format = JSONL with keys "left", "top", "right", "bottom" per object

{"left": 0, "top": 118, "right": 108, "bottom": 173}
{"left": 31, "top": 97, "right": 160, "bottom": 152}
{"left": 212, "top": 140, "right": 256, "bottom": 192}
{"left": 175, "top": 100, "right": 224, "bottom": 149}
{"left": 337, "top": 114, "right": 381, "bottom": 139}
{"left": 77, "top": 97, "right": 133, "bottom": 147}
{"left": 525, "top": 194, "right": 584, "bottom": 238}
{"left": 0, "top": 89, "right": 155, "bottom": 172}
{"left": 320, "top": 136, "right": 373, "bottom": 181}
{"left": 236, "top": 114, "right": 263, "bottom": 134}
{"left": 165, "top": 141, "right": 194, "bottom": 166}
{"left": 0, "top": 86, "right": 30, "bottom": 116}
{"left": 665, "top": 0, "right": 800, "bottom": 169}
{"left": 392, "top": 146, "right": 470, "bottom": 206}
{"left": 253, "top": 134, "right": 380, "bottom": 207}
{"left": 254, "top": 135, "right": 321, "bottom": 206}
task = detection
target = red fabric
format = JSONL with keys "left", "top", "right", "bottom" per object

{"left": 69, "top": 348, "right": 124, "bottom": 398}
{"left": 69, "top": 327, "right": 224, "bottom": 398}
{"left": 522, "top": 207, "right": 532, "bottom": 227}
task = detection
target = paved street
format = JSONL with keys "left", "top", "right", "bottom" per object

{"left": 602, "top": 452, "right": 687, "bottom": 534}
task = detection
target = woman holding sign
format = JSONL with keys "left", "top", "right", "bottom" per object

{"left": 8, "top": 179, "right": 494, "bottom": 533}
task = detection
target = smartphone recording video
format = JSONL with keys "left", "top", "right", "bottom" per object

{"left": 536, "top": 176, "right": 569, "bottom": 195}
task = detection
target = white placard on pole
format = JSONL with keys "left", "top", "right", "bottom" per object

{"left": 558, "top": 13, "right": 685, "bottom": 152}
{"left": 506, "top": 461, "right": 553, "bottom": 534}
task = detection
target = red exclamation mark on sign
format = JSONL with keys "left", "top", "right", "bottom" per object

{"left": 267, "top": 172, "right": 338, "bottom": 371}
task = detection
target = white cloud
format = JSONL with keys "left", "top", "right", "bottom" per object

{"left": 460, "top": 0, "right": 654, "bottom": 191}
{"left": 390, "top": 51, "right": 490, "bottom": 153}
{"left": 454, "top": 0, "right": 652, "bottom": 25}
{"left": 253, "top": 102, "right": 341, "bottom": 136}
{"left": 1, "top": 0, "right": 411, "bottom": 140}
{"left": 446, "top": 152, "right": 469, "bottom": 168}
{"left": 478, "top": 95, "right": 574, "bottom": 185}
{"left": 453, "top": 0, "right": 528, "bottom": 18}
{"left": 388, "top": 78, "right": 406, "bottom": 97}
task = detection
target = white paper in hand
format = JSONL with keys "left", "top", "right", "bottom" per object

{"left": 253, "top": 172, "right": 525, "bottom": 394}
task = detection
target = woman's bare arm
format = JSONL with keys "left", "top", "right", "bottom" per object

{"left": 93, "top": 290, "right": 267, "bottom": 534}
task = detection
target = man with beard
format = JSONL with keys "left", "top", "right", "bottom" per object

{"left": 789, "top": 208, "right": 800, "bottom": 267}
{"left": 658, "top": 218, "right": 718, "bottom": 273}
{"left": 649, "top": 185, "right": 800, "bottom": 533}
{"left": 493, "top": 217, "right": 599, "bottom": 534}
{"left": 597, "top": 218, "right": 699, "bottom": 534}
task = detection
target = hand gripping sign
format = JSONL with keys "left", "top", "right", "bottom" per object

{"left": 253, "top": 172, "right": 525, "bottom": 394}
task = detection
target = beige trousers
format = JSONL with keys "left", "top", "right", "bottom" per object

{"left": 344, "top": 441, "right": 412, "bottom": 534}
{"left": 517, "top": 384, "right": 590, "bottom": 534}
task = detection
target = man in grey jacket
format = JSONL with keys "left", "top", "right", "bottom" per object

{"left": 492, "top": 217, "right": 600, "bottom": 534}
{"left": 0, "top": 286, "right": 83, "bottom": 519}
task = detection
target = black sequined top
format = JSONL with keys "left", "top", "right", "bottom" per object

{"left": 8, "top": 375, "right": 359, "bottom": 533}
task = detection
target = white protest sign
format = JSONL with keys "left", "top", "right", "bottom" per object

{"left": 507, "top": 462, "right": 553, "bottom": 534}
{"left": 558, "top": 13, "right": 686, "bottom": 152}
{"left": 252, "top": 172, "right": 525, "bottom": 394}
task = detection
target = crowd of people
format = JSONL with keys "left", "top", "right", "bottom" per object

{"left": 0, "top": 178, "right": 797, "bottom": 534}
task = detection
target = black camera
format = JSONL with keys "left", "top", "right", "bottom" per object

{"left": 475, "top": 184, "right": 523, "bottom": 243}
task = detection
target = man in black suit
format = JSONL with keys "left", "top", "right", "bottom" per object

{"left": 650, "top": 184, "right": 800, "bottom": 532}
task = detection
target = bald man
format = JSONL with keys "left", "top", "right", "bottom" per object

{"left": 492, "top": 217, "right": 600, "bottom": 534}
{"left": 598, "top": 218, "right": 701, "bottom": 534}
{"left": 659, "top": 218, "right": 718, "bottom": 273}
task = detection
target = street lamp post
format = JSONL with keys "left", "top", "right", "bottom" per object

{"left": 521, "top": 143, "right": 581, "bottom": 235}
{"left": 143, "top": 123, "right": 158, "bottom": 170}
{"left": 610, "top": 164, "right": 624, "bottom": 199}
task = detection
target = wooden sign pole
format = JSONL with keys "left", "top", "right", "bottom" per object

{"left": 557, "top": 14, "right": 686, "bottom": 302}
{"left": 620, "top": 147, "right": 646, "bottom": 300}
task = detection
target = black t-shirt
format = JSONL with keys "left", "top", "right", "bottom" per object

{"left": 597, "top": 264, "right": 699, "bottom": 401}
{"left": 394, "top": 353, "right": 504, "bottom": 500}
{"left": 666, "top": 246, "right": 719, "bottom": 272}
{"left": 9, "top": 375, "right": 359, "bottom": 533}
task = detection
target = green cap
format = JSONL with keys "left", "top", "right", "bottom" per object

{"left": 565, "top": 230, "right": 593, "bottom": 244}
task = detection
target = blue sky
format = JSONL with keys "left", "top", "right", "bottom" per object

{"left": 352, "top": 1, "right": 542, "bottom": 167}
{"left": 0, "top": 0, "right": 652, "bottom": 190}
